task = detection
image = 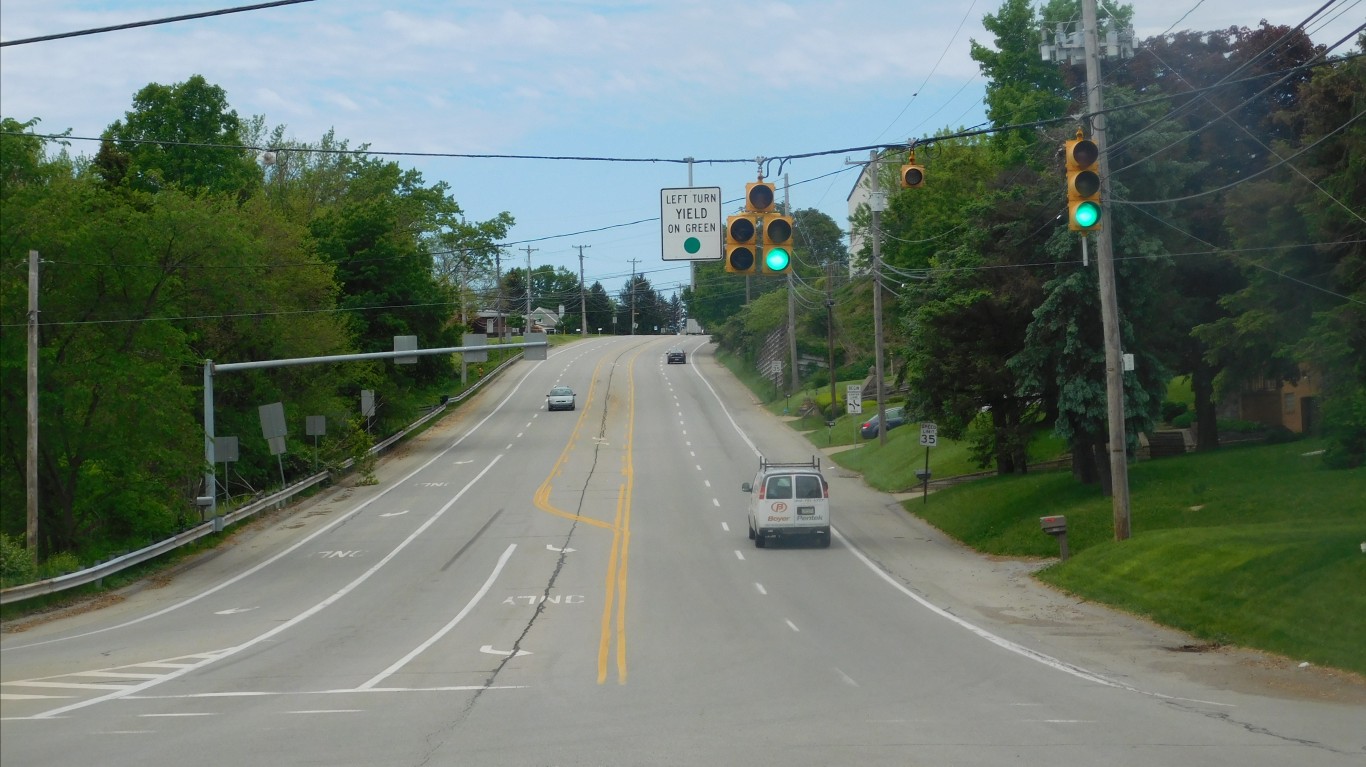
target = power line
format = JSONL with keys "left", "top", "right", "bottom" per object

{"left": 0, "top": 0, "right": 316, "bottom": 47}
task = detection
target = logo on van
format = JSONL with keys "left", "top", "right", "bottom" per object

{"left": 771, "top": 502, "right": 788, "bottom": 513}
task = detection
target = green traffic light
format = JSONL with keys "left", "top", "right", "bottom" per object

{"left": 765, "top": 247, "right": 791, "bottom": 272}
{"left": 1074, "top": 201, "right": 1101, "bottom": 228}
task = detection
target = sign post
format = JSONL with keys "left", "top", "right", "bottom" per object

{"left": 917, "top": 422, "right": 938, "bottom": 504}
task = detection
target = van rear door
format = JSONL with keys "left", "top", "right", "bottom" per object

{"left": 791, "top": 474, "right": 829, "bottom": 529}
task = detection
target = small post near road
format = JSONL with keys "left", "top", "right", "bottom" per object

{"left": 917, "top": 421, "right": 937, "bottom": 504}
{"left": 847, "top": 384, "right": 862, "bottom": 442}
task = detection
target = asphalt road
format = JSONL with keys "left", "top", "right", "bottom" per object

{"left": 3, "top": 336, "right": 1362, "bottom": 766}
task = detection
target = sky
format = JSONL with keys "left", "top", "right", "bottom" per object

{"left": 2, "top": 1, "right": 1361, "bottom": 301}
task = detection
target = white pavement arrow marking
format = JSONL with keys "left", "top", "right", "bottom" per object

{"left": 453, "top": 460, "right": 474, "bottom": 465}
{"left": 480, "top": 645, "right": 532, "bottom": 657}
{"left": 214, "top": 608, "right": 257, "bottom": 615}
{"left": 379, "top": 510, "right": 409, "bottom": 518}
{"left": 546, "top": 544, "right": 576, "bottom": 553}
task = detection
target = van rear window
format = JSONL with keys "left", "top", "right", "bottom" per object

{"left": 795, "top": 475, "right": 823, "bottom": 499}
{"left": 765, "top": 476, "right": 793, "bottom": 499}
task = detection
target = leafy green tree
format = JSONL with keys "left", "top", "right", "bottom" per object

{"left": 1197, "top": 46, "right": 1366, "bottom": 466}
{"left": 309, "top": 157, "right": 460, "bottom": 389}
{"left": 970, "top": 0, "right": 1069, "bottom": 163}
{"left": 96, "top": 75, "right": 261, "bottom": 197}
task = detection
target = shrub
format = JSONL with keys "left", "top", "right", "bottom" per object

{"left": 1161, "top": 400, "right": 1189, "bottom": 423}
{"left": 1171, "top": 411, "right": 1194, "bottom": 428}
{"left": 0, "top": 533, "right": 37, "bottom": 587}
{"left": 37, "top": 551, "right": 82, "bottom": 579}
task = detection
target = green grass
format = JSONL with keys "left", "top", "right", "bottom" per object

{"left": 916, "top": 439, "right": 1366, "bottom": 675}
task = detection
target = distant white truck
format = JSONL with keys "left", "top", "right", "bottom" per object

{"left": 685, "top": 319, "right": 704, "bottom": 335}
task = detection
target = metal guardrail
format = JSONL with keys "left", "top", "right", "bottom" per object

{"left": 0, "top": 351, "right": 524, "bottom": 606}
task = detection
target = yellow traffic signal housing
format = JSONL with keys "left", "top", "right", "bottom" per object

{"left": 762, "top": 214, "right": 794, "bottom": 274}
{"left": 899, "top": 163, "right": 926, "bottom": 189}
{"left": 725, "top": 213, "right": 760, "bottom": 274}
{"left": 745, "top": 181, "right": 777, "bottom": 213}
{"left": 1065, "top": 134, "right": 1102, "bottom": 232}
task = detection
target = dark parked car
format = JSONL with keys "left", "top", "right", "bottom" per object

{"left": 860, "top": 406, "right": 907, "bottom": 438}
{"left": 666, "top": 348, "right": 686, "bottom": 364}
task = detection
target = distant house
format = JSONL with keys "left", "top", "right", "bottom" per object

{"left": 472, "top": 310, "right": 511, "bottom": 337}
{"left": 529, "top": 306, "right": 560, "bottom": 333}
{"left": 1220, "top": 364, "right": 1323, "bottom": 434}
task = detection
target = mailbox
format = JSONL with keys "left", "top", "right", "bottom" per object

{"left": 1040, "top": 515, "right": 1067, "bottom": 535}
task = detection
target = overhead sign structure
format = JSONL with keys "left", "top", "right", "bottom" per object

{"left": 660, "top": 187, "right": 722, "bottom": 261}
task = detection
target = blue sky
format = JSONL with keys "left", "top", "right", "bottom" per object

{"left": 2, "top": 1, "right": 1360, "bottom": 298}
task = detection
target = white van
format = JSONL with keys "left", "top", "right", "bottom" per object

{"left": 742, "top": 457, "right": 831, "bottom": 548}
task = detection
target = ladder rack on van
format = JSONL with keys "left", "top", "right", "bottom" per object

{"left": 758, "top": 456, "right": 820, "bottom": 471}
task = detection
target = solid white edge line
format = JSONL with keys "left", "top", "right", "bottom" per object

{"left": 358, "top": 543, "right": 517, "bottom": 689}
{"left": 833, "top": 529, "right": 1231, "bottom": 706}
{"left": 691, "top": 343, "right": 1229, "bottom": 707}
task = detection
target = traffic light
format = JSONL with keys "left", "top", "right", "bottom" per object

{"left": 899, "top": 150, "right": 925, "bottom": 189}
{"left": 725, "top": 213, "right": 759, "bottom": 274}
{"left": 1065, "top": 131, "right": 1102, "bottom": 231}
{"left": 762, "top": 214, "right": 794, "bottom": 274}
{"left": 745, "top": 181, "right": 777, "bottom": 213}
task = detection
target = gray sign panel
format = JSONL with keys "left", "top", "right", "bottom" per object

{"left": 462, "top": 333, "right": 488, "bottom": 363}
{"left": 361, "top": 390, "right": 375, "bottom": 418}
{"left": 259, "top": 402, "right": 287, "bottom": 439}
{"left": 267, "top": 435, "right": 287, "bottom": 456}
{"left": 306, "top": 415, "right": 326, "bottom": 436}
{"left": 215, "top": 435, "right": 239, "bottom": 463}
{"left": 524, "top": 332, "right": 548, "bottom": 360}
{"left": 394, "top": 335, "right": 418, "bottom": 365}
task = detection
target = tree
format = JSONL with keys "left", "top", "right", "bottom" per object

{"left": 970, "top": 0, "right": 1069, "bottom": 163}
{"left": 96, "top": 75, "right": 261, "bottom": 198}
{"left": 309, "top": 156, "right": 461, "bottom": 388}
{"left": 585, "top": 281, "right": 614, "bottom": 333}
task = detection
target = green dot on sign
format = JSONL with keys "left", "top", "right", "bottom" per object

{"left": 684, "top": 237, "right": 701, "bottom": 254}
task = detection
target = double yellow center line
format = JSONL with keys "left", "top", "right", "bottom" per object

{"left": 531, "top": 344, "right": 646, "bottom": 684}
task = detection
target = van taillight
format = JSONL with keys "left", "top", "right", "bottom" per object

{"left": 758, "top": 484, "right": 766, "bottom": 500}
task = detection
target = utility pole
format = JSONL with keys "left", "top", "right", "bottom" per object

{"left": 26, "top": 250, "right": 39, "bottom": 553}
{"left": 494, "top": 249, "right": 506, "bottom": 341}
{"left": 686, "top": 157, "right": 696, "bottom": 292}
{"left": 1081, "top": 0, "right": 1131, "bottom": 539}
{"left": 628, "top": 258, "right": 640, "bottom": 335}
{"left": 784, "top": 174, "right": 798, "bottom": 394}
{"left": 575, "top": 245, "right": 590, "bottom": 337}
{"left": 826, "top": 261, "right": 837, "bottom": 429}
{"left": 848, "top": 151, "right": 889, "bottom": 445}
{"left": 522, "top": 245, "right": 537, "bottom": 333}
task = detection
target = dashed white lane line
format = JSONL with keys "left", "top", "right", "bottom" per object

{"left": 712, "top": 498, "right": 719, "bottom": 507}
{"left": 704, "top": 479, "right": 710, "bottom": 488}
{"left": 505, "top": 443, "right": 513, "bottom": 450}
{"left": 690, "top": 451, "right": 696, "bottom": 457}
{"left": 516, "top": 432, "right": 523, "bottom": 439}
{"left": 755, "top": 583, "right": 767, "bottom": 595}
{"left": 289, "top": 709, "right": 363, "bottom": 715}
{"left": 695, "top": 465, "right": 702, "bottom": 471}
{"left": 785, "top": 620, "right": 800, "bottom": 632}
{"left": 734, "top": 551, "right": 745, "bottom": 560}
{"left": 140, "top": 712, "right": 214, "bottom": 718}
{"left": 720, "top": 522, "right": 730, "bottom": 532}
